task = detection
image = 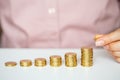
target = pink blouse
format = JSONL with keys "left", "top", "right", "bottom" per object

{"left": 0, "top": 0, "right": 120, "bottom": 48}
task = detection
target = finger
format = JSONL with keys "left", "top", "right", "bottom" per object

{"left": 107, "top": 51, "right": 120, "bottom": 63}
{"left": 110, "top": 51, "right": 120, "bottom": 57}
{"left": 96, "top": 29, "right": 120, "bottom": 46}
{"left": 115, "top": 58, "right": 120, "bottom": 63}
{"left": 104, "top": 41, "right": 120, "bottom": 52}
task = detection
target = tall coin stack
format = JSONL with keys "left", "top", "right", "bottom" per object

{"left": 81, "top": 48, "right": 93, "bottom": 67}
{"left": 65, "top": 52, "right": 77, "bottom": 67}
{"left": 50, "top": 55, "right": 62, "bottom": 67}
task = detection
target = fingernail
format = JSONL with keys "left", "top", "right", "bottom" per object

{"left": 95, "top": 40, "right": 104, "bottom": 46}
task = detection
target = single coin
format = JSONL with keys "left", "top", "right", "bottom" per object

{"left": 94, "top": 34, "right": 103, "bottom": 41}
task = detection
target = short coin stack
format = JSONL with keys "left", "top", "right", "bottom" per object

{"left": 20, "top": 59, "right": 32, "bottom": 67}
{"left": 5, "top": 61, "right": 17, "bottom": 67}
{"left": 81, "top": 48, "right": 93, "bottom": 67}
{"left": 35, "top": 58, "right": 46, "bottom": 67}
{"left": 50, "top": 55, "right": 62, "bottom": 67}
{"left": 65, "top": 52, "right": 77, "bottom": 67}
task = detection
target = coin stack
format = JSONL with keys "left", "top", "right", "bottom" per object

{"left": 50, "top": 55, "right": 62, "bottom": 67}
{"left": 35, "top": 58, "right": 46, "bottom": 67}
{"left": 65, "top": 52, "right": 77, "bottom": 67}
{"left": 5, "top": 61, "right": 17, "bottom": 67}
{"left": 20, "top": 59, "right": 32, "bottom": 67}
{"left": 81, "top": 48, "right": 93, "bottom": 67}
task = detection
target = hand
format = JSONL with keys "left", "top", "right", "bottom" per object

{"left": 95, "top": 28, "right": 120, "bottom": 63}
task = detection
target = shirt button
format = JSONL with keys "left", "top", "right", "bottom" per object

{"left": 48, "top": 8, "right": 56, "bottom": 14}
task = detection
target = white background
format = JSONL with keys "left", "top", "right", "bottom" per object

{"left": 0, "top": 48, "right": 120, "bottom": 80}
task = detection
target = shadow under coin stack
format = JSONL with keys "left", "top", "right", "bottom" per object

{"left": 35, "top": 58, "right": 46, "bottom": 67}
{"left": 65, "top": 52, "right": 77, "bottom": 67}
{"left": 50, "top": 55, "right": 62, "bottom": 67}
{"left": 81, "top": 48, "right": 93, "bottom": 67}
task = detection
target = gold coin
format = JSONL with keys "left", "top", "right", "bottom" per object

{"left": 35, "top": 58, "right": 46, "bottom": 67}
{"left": 81, "top": 48, "right": 93, "bottom": 67}
{"left": 50, "top": 55, "right": 62, "bottom": 67}
{"left": 5, "top": 61, "right": 17, "bottom": 67}
{"left": 20, "top": 59, "right": 32, "bottom": 67}
{"left": 94, "top": 34, "right": 103, "bottom": 41}
{"left": 65, "top": 52, "right": 77, "bottom": 67}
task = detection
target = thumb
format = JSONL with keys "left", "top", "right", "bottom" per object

{"left": 95, "top": 29, "right": 120, "bottom": 46}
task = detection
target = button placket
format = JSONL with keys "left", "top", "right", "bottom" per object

{"left": 48, "top": 8, "right": 56, "bottom": 14}
{"left": 46, "top": 0, "right": 60, "bottom": 47}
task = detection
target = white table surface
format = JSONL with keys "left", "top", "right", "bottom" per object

{"left": 0, "top": 48, "right": 120, "bottom": 80}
